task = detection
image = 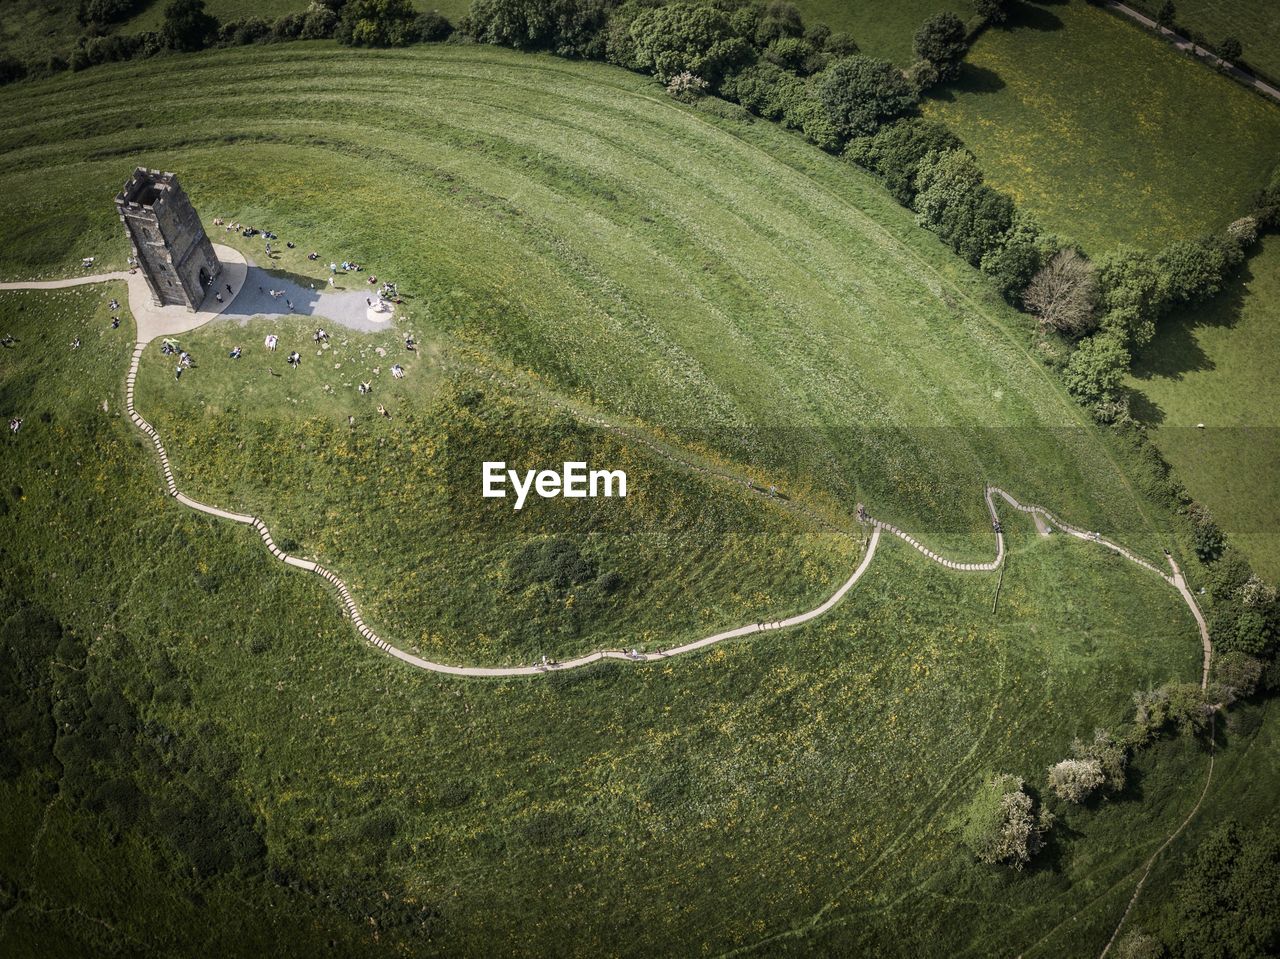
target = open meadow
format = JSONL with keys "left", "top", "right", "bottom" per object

{"left": 1127, "top": 0, "right": 1280, "bottom": 80}
{"left": 0, "top": 40, "right": 1208, "bottom": 663}
{"left": 924, "top": 0, "right": 1280, "bottom": 253}
{"left": 1130, "top": 234, "right": 1280, "bottom": 581}
{"left": 0, "top": 283, "right": 1213, "bottom": 956}
{"left": 0, "top": 38, "right": 1241, "bottom": 956}
{"left": 787, "top": 0, "right": 964, "bottom": 63}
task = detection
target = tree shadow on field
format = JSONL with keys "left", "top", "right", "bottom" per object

{"left": 1130, "top": 261, "right": 1251, "bottom": 382}
{"left": 926, "top": 64, "right": 1007, "bottom": 102}
{"left": 1126, "top": 389, "right": 1166, "bottom": 427}
{"left": 1006, "top": 0, "right": 1066, "bottom": 32}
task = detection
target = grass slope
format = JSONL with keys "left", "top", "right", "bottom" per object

{"left": 1129, "top": 233, "right": 1280, "bottom": 580}
{"left": 924, "top": 0, "right": 1280, "bottom": 253}
{"left": 1136, "top": 0, "right": 1280, "bottom": 80}
{"left": 0, "top": 286, "right": 1210, "bottom": 957}
{"left": 0, "top": 0, "right": 469, "bottom": 65}
{"left": 0, "top": 42, "right": 1195, "bottom": 660}
{"left": 789, "top": 0, "right": 965, "bottom": 63}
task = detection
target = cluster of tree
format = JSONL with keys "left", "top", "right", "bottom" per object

{"left": 962, "top": 773, "right": 1053, "bottom": 869}
{"left": 1019, "top": 215, "right": 1260, "bottom": 423}
{"left": 1202, "top": 551, "right": 1280, "bottom": 668}
{"left": 1119, "top": 818, "right": 1280, "bottom": 958}
{"left": 0, "top": 0, "right": 457, "bottom": 80}
{"left": 1046, "top": 728, "right": 1128, "bottom": 803}
{"left": 76, "top": 0, "right": 148, "bottom": 28}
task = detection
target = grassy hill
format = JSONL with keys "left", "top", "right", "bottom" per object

{"left": 0, "top": 283, "right": 1210, "bottom": 957}
{"left": 0, "top": 42, "right": 1186, "bottom": 660}
{"left": 924, "top": 0, "right": 1280, "bottom": 253}
{"left": 1130, "top": 234, "right": 1280, "bottom": 580}
{"left": 0, "top": 40, "right": 1235, "bottom": 957}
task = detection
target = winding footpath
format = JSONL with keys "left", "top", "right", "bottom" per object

{"left": 3, "top": 270, "right": 1210, "bottom": 684}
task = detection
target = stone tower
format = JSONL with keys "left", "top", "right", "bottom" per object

{"left": 115, "top": 168, "right": 220, "bottom": 311}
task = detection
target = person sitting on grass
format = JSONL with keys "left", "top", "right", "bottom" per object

{"left": 391, "top": 364, "right": 404, "bottom": 379}
{"left": 358, "top": 381, "right": 372, "bottom": 394}
{"left": 288, "top": 351, "right": 301, "bottom": 368}
{"left": 8, "top": 417, "right": 22, "bottom": 434}
{"left": 229, "top": 346, "right": 242, "bottom": 359}
{"left": 264, "top": 334, "right": 278, "bottom": 351}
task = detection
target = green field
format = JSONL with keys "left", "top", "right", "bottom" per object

{"left": 0, "top": 0, "right": 470, "bottom": 65}
{"left": 924, "top": 0, "right": 1280, "bottom": 253}
{"left": 0, "top": 285, "right": 1210, "bottom": 956}
{"left": 0, "top": 44, "right": 1180, "bottom": 571}
{"left": 1128, "top": 0, "right": 1280, "bottom": 80}
{"left": 788, "top": 0, "right": 967, "bottom": 63}
{"left": 0, "top": 40, "right": 1235, "bottom": 955}
{"left": 1129, "top": 234, "right": 1280, "bottom": 580}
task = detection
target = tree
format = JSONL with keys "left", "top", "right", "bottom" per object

{"left": 1157, "top": 236, "right": 1240, "bottom": 303}
{"left": 963, "top": 774, "right": 1051, "bottom": 868}
{"left": 1186, "top": 501, "right": 1225, "bottom": 563}
{"left": 1113, "top": 928, "right": 1164, "bottom": 959}
{"left": 722, "top": 62, "right": 805, "bottom": 121}
{"left": 973, "top": 0, "right": 1008, "bottom": 27}
{"left": 1096, "top": 246, "right": 1171, "bottom": 350}
{"left": 817, "top": 54, "right": 916, "bottom": 141}
{"left": 628, "top": 1, "right": 752, "bottom": 85}
{"left": 1072, "top": 728, "right": 1128, "bottom": 793}
{"left": 1024, "top": 248, "right": 1099, "bottom": 336}
{"left": 467, "top": 0, "right": 606, "bottom": 57}
{"left": 1211, "top": 650, "right": 1264, "bottom": 704}
{"left": 763, "top": 35, "right": 816, "bottom": 73}
{"left": 1062, "top": 332, "right": 1129, "bottom": 408}
{"left": 1155, "top": 1, "right": 1176, "bottom": 30}
{"left": 1047, "top": 758, "right": 1105, "bottom": 803}
{"left": 335, "top": 0, "right": 421, "bottom": 45}
{"left": 1169, "top": 819, "right": 1280, "bottom": 958}
{"left": 913, "top": 12, "right": 968, "bottom": 80}
{"left": 1218, "top": 35, "right": 1242, "bottom": 63}
{"left": 844, "top": 117, "right": 962, "bottom": 205}
{"left": 980, "top": 210, "right": 1051, "bottom": 302}
{"left": 666, "top": 70, "right": 708, "bottom": 102}
{"left": 163, "top": 0, "right": 218, "bottom": 51}
{"left": 913, "top": 148, "right": 1014, "bottom": 265}
{"left": 78, "top": 0, "right": 147, "bottom": 27}
{"left": 300, "top": 6, "right": 339, "bottom": 38}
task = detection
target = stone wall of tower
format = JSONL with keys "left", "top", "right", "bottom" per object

{"left": 115, "top": 169, "right": 220, "bottom": 312}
